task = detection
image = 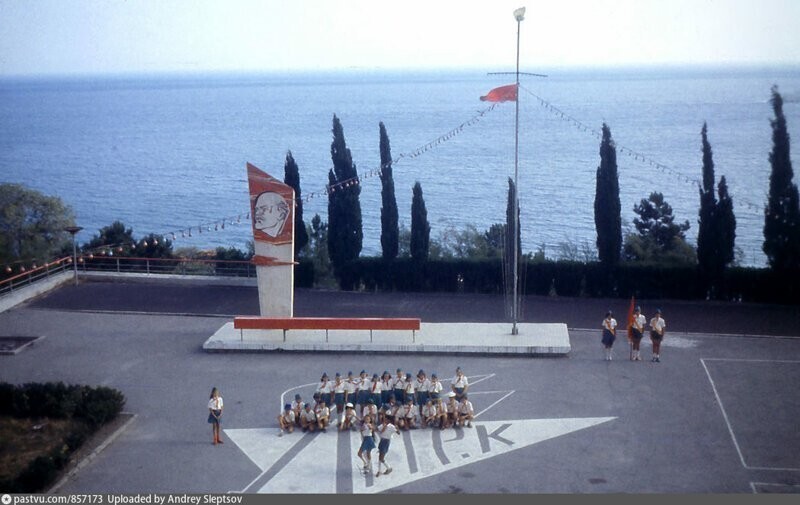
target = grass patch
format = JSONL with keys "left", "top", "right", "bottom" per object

{"left": 0, "top": 416, "right": 84, "bottom": 482}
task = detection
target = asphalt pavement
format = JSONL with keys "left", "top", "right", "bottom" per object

{"left": 1, "top": 278, "right": 798, "bottom": 494}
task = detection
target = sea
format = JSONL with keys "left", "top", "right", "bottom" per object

{"left": 2, "top": 65, "right": 800, "bottom": 267}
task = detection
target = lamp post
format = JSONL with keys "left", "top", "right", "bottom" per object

{"left": 511, "top": 6, "right": 525, "bottom": 336}
{"left": 64, "top": 226, "right": 83, "bottom": 286}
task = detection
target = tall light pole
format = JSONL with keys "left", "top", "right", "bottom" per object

{"left": 64, "top": 226, "right": 83, "bottom": 286}
{"left": 511, "top": 6, "right": 525, "bottom": 336}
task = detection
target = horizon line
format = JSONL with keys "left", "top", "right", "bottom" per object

{"left": 3, "top": 61, "right": 800, "bottom": 81}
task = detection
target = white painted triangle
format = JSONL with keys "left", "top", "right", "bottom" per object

{"left": 227, "top": 417, "right": 615, "bottom": 494}
{"left": 224, "top": 427, "right": 301, "bottom": 471}
{"left": 352, "top": 417, "right": 616, "bottom": 494}
{"left": 257, "top": 429, "right": 340, "bottom": 493}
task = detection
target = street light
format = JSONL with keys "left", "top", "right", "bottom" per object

{"left": 64, "top": 226, "right": 83, "bottom": 286}
{"left": 511, "top": 6, "right": 525, "bottom": 336}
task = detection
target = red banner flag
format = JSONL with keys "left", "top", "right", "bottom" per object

{"left": 626, "top": 296, "right": 636, "bottom": 341}
{"left": 480, "top": 83, "right": 518, "bottom": 102}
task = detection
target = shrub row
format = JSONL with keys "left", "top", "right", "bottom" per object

{"left": 0, "top": 382, "right": 125, "bottom": 428}
{"left": 81, "top": 256, "right": 316, "bottom": 287}
{"left": 0, "top": 382, "right": 126, "bottom": 493}
{"left": 329, "top": 258, "right": 799, "bottom": 304}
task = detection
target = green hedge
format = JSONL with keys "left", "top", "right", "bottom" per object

{"left": 323, "top": 258, "right": 798, "bottom": 304}
{"left": 0, "top": 382, "right": 126, "bottom": 493}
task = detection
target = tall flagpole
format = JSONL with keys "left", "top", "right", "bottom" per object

{"left": 511, "top": 7, "right": 525, "bottom": 336}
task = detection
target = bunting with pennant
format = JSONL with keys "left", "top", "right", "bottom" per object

{"left": 518, "top": 84, "right": 764, "bottom": 217}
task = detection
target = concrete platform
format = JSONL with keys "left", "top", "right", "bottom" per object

{"left": 203, "top": 321, "right": 571, "bottom": 355}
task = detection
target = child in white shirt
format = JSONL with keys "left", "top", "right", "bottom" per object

{"left": 376, "top": 416, "right": 398, "bottom": 477}
{"left": 421, "top": 399, "right": 438, "bottom": 428}
{"left": 278, "top": 403, "right": 295, "bottom": 435}
{"left": 457, "top": 394, "right": 474, "bottom": 428}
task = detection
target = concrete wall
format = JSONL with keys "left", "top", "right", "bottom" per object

{"left": 0, "top": 270, "right": 73, "bottom": 313}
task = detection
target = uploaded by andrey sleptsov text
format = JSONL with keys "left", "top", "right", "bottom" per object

{"left": 2, "top": 496, "right": 243, "bottom": 505}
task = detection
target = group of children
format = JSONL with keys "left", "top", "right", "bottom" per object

{"left": 601, "top": 306, "right": 667, "bottom": 362}
{"left": 276, "top": 367, "right": 476, "bottom": 477}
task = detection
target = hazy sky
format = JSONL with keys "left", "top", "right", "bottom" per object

{"left": 1, "top": 0, "right": 799, "bottom": 76}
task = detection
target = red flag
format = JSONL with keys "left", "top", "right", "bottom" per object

{"left": 480, "top": 83, "right": 517, "bottom": 102}
{"left": 626, "top": 296, "right": 635, "bottom": 341}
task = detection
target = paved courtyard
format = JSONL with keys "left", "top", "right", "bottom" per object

{"left": 1, "top": 278, "right": 799, "bottom": 494}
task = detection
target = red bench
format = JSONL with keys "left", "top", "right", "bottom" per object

{"left": 233, "top": 316, "right": 421, "bottom": 342}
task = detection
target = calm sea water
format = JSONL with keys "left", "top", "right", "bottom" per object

{"left": 2, "top": 66, "right": 799, "bottom": 267}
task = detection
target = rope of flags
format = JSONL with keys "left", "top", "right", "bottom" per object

{"left": 159, "top": 102, "right": 499, "bottom": 243}
{"left": 519, "top": 84, "right": 766, "bottom": 217}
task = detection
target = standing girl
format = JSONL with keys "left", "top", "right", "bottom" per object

{"left": 356, "top": 370, "right": 371, "bottom": 418}
{"left": 344, "top": 372, "right": 357, "bottom": 409}
{"left": 403, "top": 373, "right": 415, "bottom": 404}
{"left": 415, "top": 370, "right": 430, "bottom": 407}
{"left": 376, "top": 415, "right": 398, "bottom": 477}
{"left": 370, "top": 373, "right": 383, "bottom": 407}
{"left": 380, "top": 371, "right": 393, "bottom": 406}
{"left": 601, "top": 311, "right": 617, "bottom": 361}
{"left": 317, "top": 373, "right": 332, "bottom": 408}
{"left": 392, "top": 368, "right": 406, "bottom": 403}
{"left": 333, "top": 373, "right": 346, "bottom": 426}
{"left": 428, "top": 373, "right": 443, "bottom": 401}
{"left": 208, "top": 387, "right": 224, "bottom": 445}
{"left": 357, "top": 414, "right": 376, "bottom": 474}
{"left": 650, "top": 309, "right": 666, "bottom": 362}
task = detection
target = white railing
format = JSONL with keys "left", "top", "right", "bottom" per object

{"left": 0, "top": 257, "right": 73, "bottom": 297}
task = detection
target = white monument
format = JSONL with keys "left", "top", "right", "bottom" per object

{"left": 247, "top": 162, "right": 295, "bottom": 317}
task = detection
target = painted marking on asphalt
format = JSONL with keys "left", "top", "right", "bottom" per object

{"left": 227, "top": 417, "right": 616, "bottom": 494}
{"left": 701, "top": 358, "right": 800, "bottom": 473}
{"left": 749, "top": 482, "right": 800, "bottom": 494}
{"left": 232, "top": 430, "right": 318, "bottom": 493}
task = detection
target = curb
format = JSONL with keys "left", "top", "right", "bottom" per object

{"left": 47, "top": 413, "right": 137, "bottom": 494}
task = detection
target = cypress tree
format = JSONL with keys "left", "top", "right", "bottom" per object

{"left": 410, "top": 182, "right": 430, "bottom": 262}
{"left": 717, "top": 176, "right": 736, "bottom": 269}
{"left": 697, "top": 124, "right": 737, "bottom": 295}
{"left": 763, "top": 86, "right": 800, "bottom": 271}
{"left": 379, "top": 122, "right": 399, "bottom": 260}
{"left": 697, "top": 122, "right": 719, "bottom": 276}
{"left": 594, "top": 123, "right": 622, "bottom": 268}
{"left": 283, "top": 150, "right": 308, "bottom": 259}
{"left": 327, "top": 114, "right": 363, "bottom": 283}
{"left": 504, "top": 178, "right": 521, "bottom": 293}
